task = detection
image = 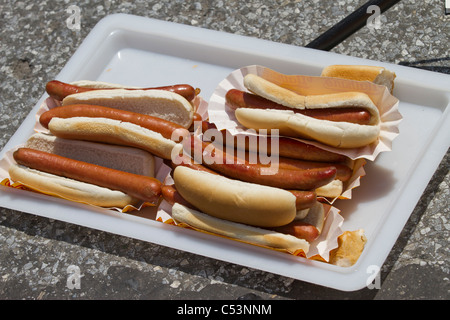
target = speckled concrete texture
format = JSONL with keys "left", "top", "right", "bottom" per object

{"left": 0, "top": 0, "right": 449, "bottom": 300}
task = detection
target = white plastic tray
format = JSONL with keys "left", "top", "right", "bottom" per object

{"left": 1, "top": 14, "right": 449, "bottom": 291}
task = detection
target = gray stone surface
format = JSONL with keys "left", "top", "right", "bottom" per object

{"left": 0, "top": 0, "right": 449, "bottom": 300}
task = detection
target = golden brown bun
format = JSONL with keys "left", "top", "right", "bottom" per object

{"left": 62, "top": 89, "right": 194, "bottom": 128}
{"left": 321, "top": 65, "right": 396, "bottom": 93}
{"left": 329, "top": 229, "right": 367, "bottom": 267}
{"left": 172, "top": 166, "right": 297, "bottom": 228}
{"left": 25, "top": 133, "right": 155, "bottom": 176}
{"left": 171, "top": 203, "right": 310, "bottom": 253}
{"left": 47, "top": 117, "right": 176, "bottom": 160}
{"left": 9, "top": 164, "right": 137, "bottom": 207}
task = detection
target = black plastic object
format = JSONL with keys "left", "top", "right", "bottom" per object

{"left": 306, "top": 0, "right": 402, "bottom": 51}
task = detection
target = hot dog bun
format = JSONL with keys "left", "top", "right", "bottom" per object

{"left": 236, "top": 74, "right": 382, "bottom": 148}
{"left": 173, "top": 166, "right": 297, "bottom": 228}
{"left": 25, "top": 133, "right": 155, "bottom": 176}
{"left": 321, "top": 65, "right": 396, "bottom": 93}
{"left": 8, "top": 164, "right": 137, "bottom": 207}
{"left": 244, "top": 74, "right": 305, "bottom": 109}
{"left": 62, "top": 89, "right": 194, "bottom": 128}
{"left": 235, "top": 107, "right": 380, "bottom": 148}
{"left": 46, "top": 116, "right": 177, "bottom": 160}
{"left": 171, "top": 203, "right": 310, "bottom": 254}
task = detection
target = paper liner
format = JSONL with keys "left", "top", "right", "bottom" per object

{"left": 155, "top": 171, "right": 344, "bottom": 262}
{"left": 208, "top": 65, "right": 402, "bottom": 161}
{"left": 321, "top": 157, "right": 367, "bottom": 204}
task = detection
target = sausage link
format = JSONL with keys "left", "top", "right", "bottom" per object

{"left": 201, "top": 121, "right": 348, "bottom": 163}
{"left": 216, "top": 144, "right": 351, "bottom": 182}
{"left": 277, "top": 157, "right": 352, "bottom": 182}
{"left": 183, "top": 136, "right": 337, "bottom": 190}
{"left": 288, "top": 190, "right": 317, "bottom": 210}
{"left": 164, "top": 153, "right": 218, "bottom": 175}
{"left": 161, "top": 184, "right": 197, "bottom": 209}
{"left": 270, "top": 221, "right": 320, "bottom": 243}
{"left": 277, "top": 136, "right": 348, "bottom": 162}
{"left": 13, "top": 148, "right": 161, "bottom": 203}
{"left": 226, "top": 89, "right": 372, "bottom": 125}
{"left": 46, "top": 80, "right": 197, "bottom": 101}
{"left": 39, "top": 104, "right": 189, "bottom": 142}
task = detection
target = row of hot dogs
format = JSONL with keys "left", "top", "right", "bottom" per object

{"left": 4, "top": 64, "right": 397, "bottom": 264}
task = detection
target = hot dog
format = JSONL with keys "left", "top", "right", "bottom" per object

{"left": 270, "top": 221, "right": 319, "bottom": 243}
{"left": 275, "top": 157, "right": 352, "bottom": 182}
{"left": 288, "top": 190, "right": 318, "bottom": 211}
{"left": 165, "top": 152, "right": 220, "bottom": 175}
{"left": 226, "top": 89, "right": 372, "bottom": 125}
{"left": 39, "top": 105, "right": 186, "bottom": 160}
{"left": 161, "top": 184, "right": 198, "bottom": 210}
{"left": 46, "top": 80, "right": 198, "bottom": 102}
{"left": 40, "top": 104, "right": 189, "bottom": 142}
{"left": 199, "top": 122, "right": 352, "bottom": 198}
{"left": 172, "top": 165, "right": 296, "bottom": 227}
{"left": 183, "top": 135, "right": 337, "bottom": 191}
{"left": 25, "top": 132, "right": 155, "bottom": 176}
{"left": 167, "top": 181, "right": 323, "bottom": 242}
{"left": 169, "top": 167, "right": 327, "bottom": 251}
{"left": 165, "top": 152, "right": 318, "bottom": 211}
{"left": 7, "top": 133, "right": 160, "bottom": 208}
{"left": 232, "top": 74, "right": 381, "bottom": 148}
{"left": 171, "top": 203, "right": 311, "bottom": 254}
{"left": 12, "top": 148, "right": 161, "bottom": 204}
{"left": 200, "top": 121, "right": 349, "bottom": 163}
{"left": 57, "top": 88, "right": 195, "bottom": 129}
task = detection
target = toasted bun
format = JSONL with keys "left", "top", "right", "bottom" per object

{"left": 173, "top": 166, "right": 297, "bottom": 228}
{"left": 62, "top": 89, "right": 194, "bottom": 128}
{"left": 172, "top": 203, "right": 310, "bottom": 253}
{"left": 244, "top": 74, "right": 305, "bottom": 109}
{"left": 321, "top": 65, "right": 396, "bottom": 93}
{"left": 329, "top": 229, "right": 367, "bottom": 267}
{"left": 47, "top": 117, "right": 176, "bottom": 160}
{"left": 25, "top": 133, "right": 155, "bottom": 176}
{"left": 235, "top": 108, "right": 380, "bottom": 148}
{"left": 9, "top": 164, "right": 137, "bottom": 207}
